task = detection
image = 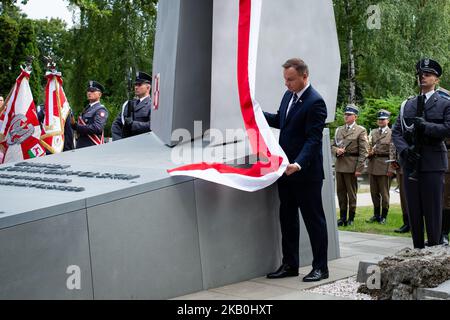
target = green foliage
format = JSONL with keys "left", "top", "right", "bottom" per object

{"left": 333, "top": 0, "right": 450, "bottom": 106}
{"left": 0, "top": 14, "right": 19, "bottom": 97}
{"left": 11, "top": 18, "right": 42, "bottom": 101}
{"left": 338, "top": 204, "right": 410, "bottom": 238}
{"left": 62, "top": 0, "right": 158, "bottom": 136}
{"left": 328, "top": 96, "right": 404, "bottom": 135}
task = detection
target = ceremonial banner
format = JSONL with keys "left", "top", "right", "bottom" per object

{"left": 0, "top": 69, "right": 45, "bottom": 164}
{"left": 168, "top": 0, "right": 289, "bottom": 192}
{"left": 40, "top": 70, "right": 71, "bottom": 154}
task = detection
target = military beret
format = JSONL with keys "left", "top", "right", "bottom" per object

{"left": 416, "top": 58, "right": 442, "bottom": 77}
{"left": 344, "top": 104, "right": 359, "bottom": 115}
{"left": 135, "top": 71, "right": 152, "bottom": 84}
{"left": 377, "top": 109, "right": 391, "bottom": 119}
{"left": 87, "top": 80, "right": 105, "bottom": 93}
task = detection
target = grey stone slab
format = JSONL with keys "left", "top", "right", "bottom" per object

{"left": 172, "top": 290, "right": 248, "bottom": 300}
{"left": 270, "top": 291, "right": 349, "bottom": 300}
{"left": 417, "top": 280, "right": 450, "bottom": 300}
{"left": 356, "top": 260, "right": 381, "bottom": 284}
{"left": 87, "top": 181, "right": 203, "bottom": 300}
{"left": 194, "top": 180, "right": 282, "bottom": 289}
{"left": 151, "top": 0, "right": 212, "bottom": 145}
{"left": 0, "top": 210, "right": 93, "bottom": 299}
{"left": 210, "top": 281, "right": 298, "bottom": 300}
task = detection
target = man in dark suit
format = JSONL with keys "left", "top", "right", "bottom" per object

{"left": 392, "top": 58, "right": 450, "bottom": 248}
{"left": 264, "top": 58, "right": 329, "bottom": 282}
{"left": 111, "top": 71, "right": 152, "bottom": 141}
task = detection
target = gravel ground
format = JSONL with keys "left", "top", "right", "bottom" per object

{"left": 303, "top": 276, "right": 374, "bottom": 300}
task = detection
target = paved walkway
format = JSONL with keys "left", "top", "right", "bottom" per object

{"left": 173, "top": 231, "right": 411, "bottom": 300}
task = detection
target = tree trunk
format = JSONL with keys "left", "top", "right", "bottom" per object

{"left": 346, "top": 0, "right": 356, "bottom": 105}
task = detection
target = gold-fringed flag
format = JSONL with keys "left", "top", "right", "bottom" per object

{"left": 40, "top": 70, "right": 71, "bottom": 153}
{"left": 0, "top": 69, "right": 45, "bottom": 164}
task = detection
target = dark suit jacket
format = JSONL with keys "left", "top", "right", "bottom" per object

{"left": 392, "top": 91, "right": 450, "bottom": 172}
{"left": 264, "top": 85, "right": 328, "bottom": 181}
{"left": 111, "top": 96, "right": 151, "bottom": 141}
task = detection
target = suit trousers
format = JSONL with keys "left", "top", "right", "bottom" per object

{"left": 396, "top": 171, "right": 409, "bottom": 227}
{"left": 403, "top": 168, "right": 444, "bottom": 248}
{"left": 336, "top": 172, "right": 357, "bottom": 214}
{"left": 277, "top": 177, "right": 328, "bottom": 270}
{"left": 369, "top": 174, "right": 390, "bottom": 210}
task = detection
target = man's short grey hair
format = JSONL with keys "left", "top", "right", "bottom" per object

{"left": 282, "top": 58, "right": 309, "bottom": 76}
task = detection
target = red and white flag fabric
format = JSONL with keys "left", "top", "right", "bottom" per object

{"left": 40, "top": 70, "right": 71, "bottom": 154}
{"left": 0, "top": 69, "right": 46, "bottom": 164}
{"left": 168, "top": 0, "right": 289, "bottom": 192}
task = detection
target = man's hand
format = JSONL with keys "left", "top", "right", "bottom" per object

{"left": 390, "top": 161, "right": 400, "bottom": 170}
{"left": 285, "top": 164, "right": 301, "bottom": 176}
{"left": 355, "top": 171, "right": 362, "bottom": 177}
{"left": 402, "top": 146, "right": 421, "bottom": 164}
{"left": 413, "top": 117, "right": 426, "bottom": 133}
{"left": 124, "top": 117, "right": 133, "bottom": 127}
{"left": 70, "top": 113, "right": 76, "bottom": 125}
{"left": 336, "top": 148, "right": 345, "bottom": 157}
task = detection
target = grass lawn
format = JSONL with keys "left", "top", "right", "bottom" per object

{"left": 337, "top": 204, "right": 411, "bottom": 238}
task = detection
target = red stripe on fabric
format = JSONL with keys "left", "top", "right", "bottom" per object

{"left": 44, "top": 79, "right": 51, "bottom": 126}
{"left": 168, "top": 0, "right": 282, "bottom": 178}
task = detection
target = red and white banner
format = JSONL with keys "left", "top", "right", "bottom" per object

{"left": 40, "top": 71, "right": 71, "bottom": 154}
{"left": 168, "top": 0, "right": 289, "bottom": 192}
{"left": 0, "top": 69, "right": 46, "bottom": 164}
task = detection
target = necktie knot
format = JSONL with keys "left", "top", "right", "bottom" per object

{"left": 292, "top": 93, "right": 298, "bottom": 104}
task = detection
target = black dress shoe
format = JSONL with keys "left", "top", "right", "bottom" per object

{"left": 337, "top": 219, "right": 347, "bottom": 227}
{"left": 394, "top": 224, "right": 410, "bottom": 233}
{"left": 366, "top": 216, "right": 380, "bottom": 223}
{"left": 380, "top": 217, "right": 387, "bottom": 225}
{"left": 267, "top": 264, "right": 298, "bottom": 279}
{"left": 302, "top": 269, "right": 329, "bottom": 282}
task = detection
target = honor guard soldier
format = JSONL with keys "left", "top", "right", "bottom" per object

{"left": 71, "top": 81, "right": 109, "bottom": 149}
{"left": 392, "top": 59, "right": 450, "bottom": 248}
{"left": 439, "top": 88, "right": 450, "bottom": 245}
{"left": 332, "top": 105, "right": 369, "bottom": 226}
{"left": 111, "top": 71, "right": 152, "bottom": 141}
{"left": 366, "top": 110, "right": 395, "bottom": 224}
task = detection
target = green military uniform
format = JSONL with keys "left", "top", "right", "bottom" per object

{"left": 366, "top": 110, "right": 395, "bottom": 224}
{"left": 332, "top": 105, "right": 369, "bottom": 226}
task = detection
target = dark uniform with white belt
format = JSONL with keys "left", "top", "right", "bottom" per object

{"left": 438, "top": 88, "right": 450, "bottom": 245}
{"left": 392, "top": 59, "right": 450, "bottom": 248}
{"left": 71, "top": 81, "right": 109, "bottom": 149}
{"left": 111, "top": 71, "right": 152, "bottom": 141}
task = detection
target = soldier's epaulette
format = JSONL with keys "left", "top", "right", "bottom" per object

{"left": 407, "top": 96, "right": 415, "bottom": 100}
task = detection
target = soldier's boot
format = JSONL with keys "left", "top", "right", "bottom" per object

{"left": 380, "top": 208, "right": 388, "bottom": 225}
{"left": 337, "top": 209, "right": 348, "bottom": 227}
{"left": 348, "top": 211, "right": 356, "bottom": 226}
{"left": 441, "top": 209, "right": 450, "bottom": 246}
{"left": 366, "top": 207, "right": 381, "bottom": 223}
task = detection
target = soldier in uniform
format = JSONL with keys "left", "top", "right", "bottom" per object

{"left": 332, "top": 105, "right": 369, "bottom": 226}
{"left": 392, "top": 58, "right": 450, "bottom": 248}
{"left": 111, "top": 71, "right": 152, "bottom": 141}
{"left": 71, "top": 81, "right": 109, "bottom": 149}
{"left": 439, "top": 88, "right": 450, "bottom": 245}
{"left": 366, "top": 110, "right": 395, "bottom": 224}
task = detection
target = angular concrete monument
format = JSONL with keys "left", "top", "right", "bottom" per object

{"left": 0, "top": 0, "right": 341, "bottom": 299}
